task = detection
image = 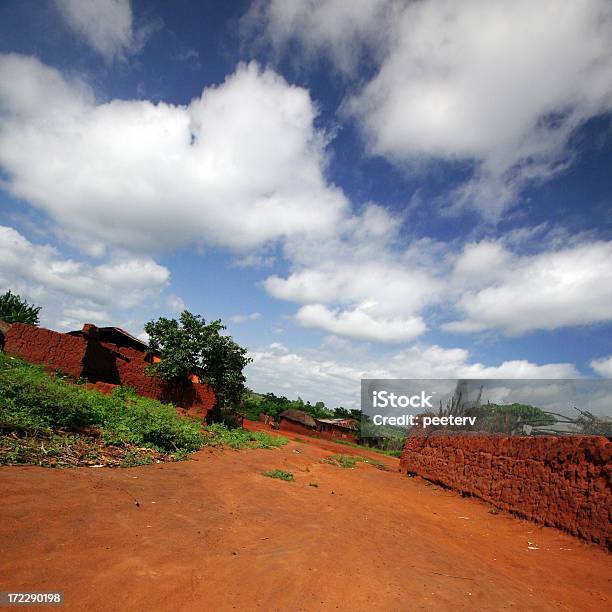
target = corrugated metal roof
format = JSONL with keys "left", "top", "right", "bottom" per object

{"left": 315, "top": 418, "right": 359, "bottom": 430}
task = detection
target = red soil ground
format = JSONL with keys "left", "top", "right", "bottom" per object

{"left": 0, "top": 426, "right": 610, "bottom": 611}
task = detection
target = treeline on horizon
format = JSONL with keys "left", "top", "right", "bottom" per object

{"left": 242, "top": 391, "right": 361, "bottom": 423}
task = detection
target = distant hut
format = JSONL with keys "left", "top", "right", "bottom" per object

{"left": 315, "top": 418, "right": 359, "bottom": 443}
{"left": 278, "top": 409, "right": 317, "bottom": 435}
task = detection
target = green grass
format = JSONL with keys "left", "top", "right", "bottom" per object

{"left": 321, "top": 453, "right": 388, "bottom": 470}
{"left": 0, "top": 353, "right": 286, "bottom": 467}
{"left": 263, "top": 469, "right": 294, "bottom": 481}
{"left": 202, "top": 423, "right": 287, "bottom": 449}
{"left": 121, "top": 450, "right": 154, "bottom": 467}
{"left": 333, "top": 439, "right": 402, "bottom": 457}
{"left": 0, "top": 353, "right": 204, "bottom": 453}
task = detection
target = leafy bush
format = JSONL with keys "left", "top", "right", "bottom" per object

{"left": 0, "top": 290, "right": 41, "bottom": 325}
{"left": 144, "top": 311, "right": 251, "bottom": 418}
{"left": 263, "top": 469, "right": 294, "bottom": 481}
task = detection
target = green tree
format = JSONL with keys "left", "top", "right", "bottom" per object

{"left": 0, "top": 290, "right": 41, "bottom": 325}
{"left": 144, "top": 311, "right": 252, "bottom": 419}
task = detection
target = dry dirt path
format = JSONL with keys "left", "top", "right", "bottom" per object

{"left": 0, "top": 431, "right": 610, "bottom": 611}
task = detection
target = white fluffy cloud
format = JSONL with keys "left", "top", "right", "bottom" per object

{"left": 245, "top": 0, "right": 392, "bottom": 74}
{"left": 263, "top": 199, "right": 612, "bottom": 340}
{"left": 55, "top": 0, "right": 150, "bottom": 62}
{"left": 264, "top": 204, "right": 441, "bottom": 342}
{"left": 0, "top": 225, "right": 169, "bottom": 327}
{"left": 0, "top": 54, "right": 346, "bottom": 252}
{"left": 229, "top": 312, "right": 261, "bottom": 324}
{"left": 591, "top": 356, "right": 612, "bottom": 378}
{"left": 446, "top": 240, "right": 612, "bottom": 334}
{"left": 252, "top": 0, "right": 612, "bottom": 216}
{"left": 295, "top": 303, "right": 426, "bottom": 343}
{"left": 246, "top": 340, "right": 578, "bottom": 408}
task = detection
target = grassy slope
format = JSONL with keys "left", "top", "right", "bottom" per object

{"left": 0, "top": 352, "right": 285, "bottom": 468}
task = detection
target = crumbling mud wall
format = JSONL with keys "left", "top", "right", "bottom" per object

{"left": 4, "top": 323, "right": 87, "bottom": 378}
{"left": 315, "top": 428, "right": 358, "bottom": 444}
{"left": 278, "top": 419, "right": 317, "bottom": 437}
{"left": 3, "top": 323, "right": 215, "bottom": 417}
{"left": 97, "top": 341, "right": 215, "bottom": 412}
{"left": 399, "top": 435, "right": 611, "bottom": 549}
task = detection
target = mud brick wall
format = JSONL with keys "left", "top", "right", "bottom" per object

{"left": 316, "top": 428, "right": 358, "bottom": 444}
{"left": 98, "top": 342, "right": 216, "bottom": 412}
{"left": 399, "top": 435, "right": 611, "bottom": 549}
{"left": 4, "top": 323, "right": 87, "bottom": 378}
{"left": 3, "top": 323, "right": 216, "bottom": 417}
{"left": 278, "top": 419, "right": 318, "bottom": 437}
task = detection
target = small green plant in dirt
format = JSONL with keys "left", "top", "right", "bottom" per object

{"left": 263, "top": 469, "right": 294, "bottom": 481}
{"left": 202, "top": 423, "right": 287, "bottom": 449}
{"left": 488, "top": 506, "right": 501, "bottom": 515}
{"left": 121, "top": 451, "right": 154, "bottom": 468}
{"left": 321, "top": 453, "right": 387, "bottom": 470}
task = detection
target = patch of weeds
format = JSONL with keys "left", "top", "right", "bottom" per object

{"left": 0, "top": 430, "right": 169, "bottom": 468}
{"left": 488, "top": 506, "right": 501, "bottom": 515}
{"left": 322, "top": 453, "right": 388, "bottom": 470}
{"left": 170, "top": 448, "right": 192, "bottom": 462}
{"left": 322, "top": 454, "right": 359, "bottom": 468}
{"left": 121, "top": 451, "right": 154, "bottom": 468}
{"left": 203, "top": 423, "right": 287, "bottom": 450}
{"left": 334, "top": 439, "right": 402, "bottom": 458}
{"left": 263, "top": 469, "right": 294, "bottom": 481}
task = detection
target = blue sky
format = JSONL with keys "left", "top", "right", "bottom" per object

{"left": 0, "top": 0, "right": 611, "bottom": 409}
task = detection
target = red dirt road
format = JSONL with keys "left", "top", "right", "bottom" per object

{"left": 0, "top": 432, "right": 610, "bottom": 611}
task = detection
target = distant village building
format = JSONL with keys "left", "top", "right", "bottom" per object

{"left": 277, "top": 409, "right": 359, "bottom": 443}
{"left": 314, "top": 417, "right": 359, "bottom": 442}
{"left": 1, "top": 321, "right": 215, "bottom": 419}
{"left": 278, "top": 409, "right": 318, "bottom": 436}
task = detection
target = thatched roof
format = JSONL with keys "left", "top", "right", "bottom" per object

{"left": 279, "top": 409, "right": 317, "bottom": 428}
